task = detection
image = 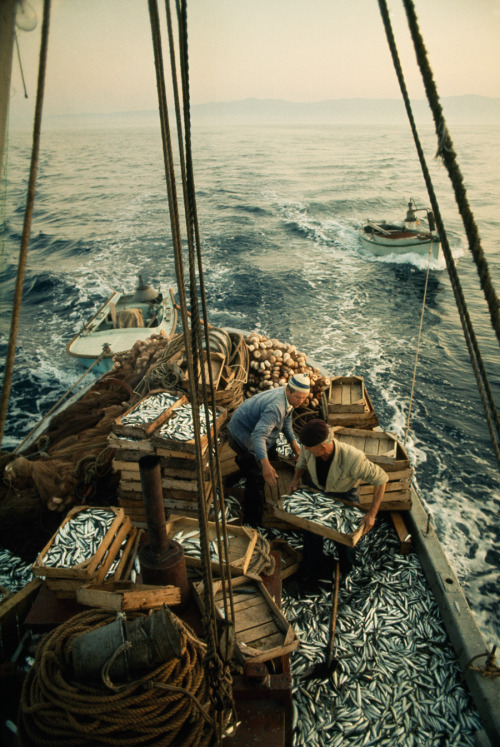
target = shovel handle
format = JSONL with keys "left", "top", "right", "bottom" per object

{"left": 327, "top": 561, "right": 340, "bottom": 657}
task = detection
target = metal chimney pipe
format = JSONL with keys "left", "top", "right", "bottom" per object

{"left": 138, "top": 454, "right": 189, "bottom": 606}
{"left": 139, "top": 454, "right": 169, "bottom": 557}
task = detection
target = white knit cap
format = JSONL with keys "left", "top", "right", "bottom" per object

{"left": 288, "top": 373, "right": 310, "bottom": 392}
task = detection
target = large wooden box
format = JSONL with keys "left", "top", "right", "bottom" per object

{"left": 272, "top": 490, "right": 365, "bottom": 547}
{"left": 327, "top": 376, "right": 379, "bottom": 429}
{"left": 165, "top": 515, "right": 258, "bottom": 576}
{"left": 193, "top": 575, "right": 299, "bottom": 664}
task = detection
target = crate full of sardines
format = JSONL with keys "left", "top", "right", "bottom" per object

{"left": 165, "top": 515, "right": 258, "bottom": 576}
{"left": 151, "top": 401, "right": 227, "bottom": 454}
{"left": 112, "top": 389, "right": 187, "bottom": 439}
{"left": 32, "top": 506, "right": 133, "bottom": 582}
{"left": 272, "top": 488, "right": 366, "bottom": 547}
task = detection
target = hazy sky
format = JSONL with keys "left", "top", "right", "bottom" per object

{"left": 8, "top": 0, "right": 500, "bottom": 122}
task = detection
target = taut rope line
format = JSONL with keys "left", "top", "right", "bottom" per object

{"left": 404, "top": 241, "right": 434, "bottom": 447}
{"left": 378, "top": 0, "right": 500, "bottom": 470}
{"left": 0, "top": 0, "right": 51, "bottom": 446}
{"left": 402, "top": 0, "right": 500, "bottom": 347}
{"left": 148, "top": 1, "right": 235, "bottom": 739}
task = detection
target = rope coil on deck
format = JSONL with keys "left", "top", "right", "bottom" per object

{"left": 247, "top": 534, "right": 276, "bottom": 577}
{"left": 18, "top": 608, "right": 219, "bottom": 746}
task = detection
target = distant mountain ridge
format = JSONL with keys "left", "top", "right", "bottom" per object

{"left": 191, "top": 95, "right": 500, "bottom": 125}
{"left": 13, "top": 94, "right": 500, "bottom": 129}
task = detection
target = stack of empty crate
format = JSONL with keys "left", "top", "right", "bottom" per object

{"left": 109, "top": 389, "right": 227, "bottom": 526}
{"left": 324, "top": 376, "right": 379, "bottom": 429}
{"left": 333, "top": 427, "right": 412, "bottom": 510}
{"left": 320, "top": 376, "right": 412, "bottom": 511}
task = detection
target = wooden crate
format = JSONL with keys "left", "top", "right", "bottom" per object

{"left": 108, "top": 432, "right": 155, "bottom": 462}
{"left": 112, "top": 391, "right": 187, "bottom": 439}
{"left": 327, "top": 376, "right": 379, "bottom": 429}
{"left": 118, "top": 488, "right": 214, "bottom": 527}
{"left": 218, "top": 439, "right": 239, "bottom": 479}
{"left": 193, "top": 575, "right": 299, "bottom": 664}
{"left": 41, "top": 520, "right": 139, "bottom": 600}
{"left": 33, "top": 507, "right": 127, "bottom": 580}
{"left": 166, "top": 514, "right": 258, "bottom": 576}
{"left": 76, "top": 581, "right": 181, "bottom": 611}
{"left": 333, "top": 427, "right": 410, "bottom": 470}
{"left": 271, "top": 504, "right": 365, "bottom": 547}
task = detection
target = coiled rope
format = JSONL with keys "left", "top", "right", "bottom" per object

{"left": 18, "top": 608, "right": 214, "bottom": 746}
{"left": 247, "top": 533, "right": 276, "bottom": 577}
{"left": 378, "top": 0, "right": 500, "bottom": 470}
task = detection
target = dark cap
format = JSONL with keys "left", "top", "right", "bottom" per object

{"left": 299, "top": 419, "right": 329, "bottom": 447}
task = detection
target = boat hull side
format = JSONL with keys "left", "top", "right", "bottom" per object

{"left": 408, "top": 487, "right": 500, "bottom": 745}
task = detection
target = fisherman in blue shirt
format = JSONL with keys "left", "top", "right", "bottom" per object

{"left": 227, "top": 373, "right": 310, "bottom": 526}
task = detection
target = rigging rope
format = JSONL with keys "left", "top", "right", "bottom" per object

{"left": 0, "top": 0, "right": 51, "bottom": 447}
{"left": 148, "top": 0, "right": 235, "bottom": 739}
{"left": 402, "top": 0, "right": 500, "bottom": 347}
{"left": 404, "top": 241, "right": 434, "bottom": 447}
{"left": 171, "top": 0, "right": 237, "bottom": 632}
{"left": 378, "top": 0, "right": 500, "bottom": 471}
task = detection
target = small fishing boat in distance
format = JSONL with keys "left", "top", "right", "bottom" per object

{"left": 66, "top": 275, "right": 177, "bottom": 373}
{"left": 359, "top": 198, "right": 440, "bottom": 259}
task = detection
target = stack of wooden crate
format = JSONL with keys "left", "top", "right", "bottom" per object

{"left": 325, "top": 375, "right": 379, "bottom": 429}
{"left": 332, "top": 427, "right": 412, "bottom": 510}
{"left": 32, "top": 506, "right": 140, "bottom": 599}
{"left": 109, "top": 390, "right": 227, "bottom": 526}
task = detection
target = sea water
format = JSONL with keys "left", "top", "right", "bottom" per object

{"left": 1, "top": 122, "right": 499, "bottom": 649}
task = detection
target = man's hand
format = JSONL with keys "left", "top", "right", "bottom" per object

{"left": 360, "top": 512, "right": 376, "bottom": 535}
{"left": 288, "top": 467, "right": 305, "bottom": 494}
{"left": 261, "top": 458, "right": 278, "bottom": 486}
{"left": 291, "top": 440, "right": 301, "bottom": 462}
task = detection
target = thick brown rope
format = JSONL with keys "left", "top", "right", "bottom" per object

{"left": 247, "top": 534, "right": 276, "bottom": 576}
{"left": 148, "top": 3, "right": 235, "bottom": 740}
{"left": 402, "top": 0, "right": 500, "bottom": 347}
{"left": 378, "top": 0, "right": 500, "bottom": 470}
{"left": 0, "top": 0, "right": 51, "bottom": 445}
{"left": 18, "top": 608, "right": 215, "bottom": 746}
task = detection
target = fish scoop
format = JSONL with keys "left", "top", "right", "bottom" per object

{"left": 302, "top": 560, "right": 341, "bottom": 680}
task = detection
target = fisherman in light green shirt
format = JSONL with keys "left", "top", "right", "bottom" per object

{"left": 288, "top": 419, "right": 388, "bottom": 586}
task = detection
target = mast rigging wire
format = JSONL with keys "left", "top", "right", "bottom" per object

{"left": 0, "top": 0, "right": 51, "bottom": 446}
{"left": 402, "top": 0, "right": 500, "bottom": 347}
{"left": 378, "top": 0, "right": 500, "bottom": 471}
{"left": 148, "top": 0, "right": 235, "bottom": 738}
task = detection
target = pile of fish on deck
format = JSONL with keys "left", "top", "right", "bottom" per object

{"left": 221, "top": 440, "right": 482, "bottom": 745}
